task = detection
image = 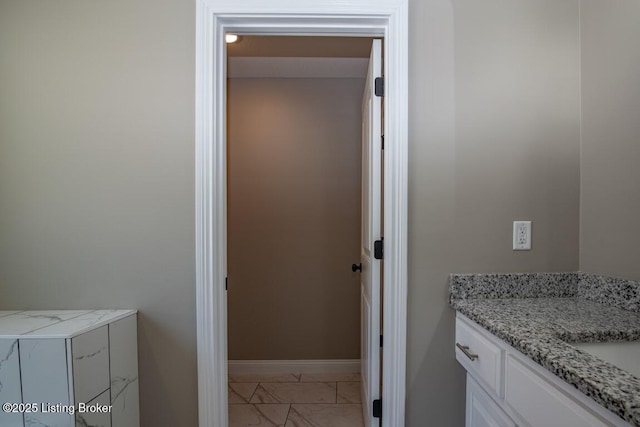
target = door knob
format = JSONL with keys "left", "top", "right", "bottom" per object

{"left": 352, "top": 263, "right": 362, "bottom": 272}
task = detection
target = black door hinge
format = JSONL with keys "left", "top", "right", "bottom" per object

{"left": 375, "top": 77, "right": 384, "bottom": 97}
{"left": 225, "top": 277, "right": 228, "bottom": 291}
{"left": 374, "top": 239, "right": 383, "bottom": 260}
{"left": 381, "top": 135, "right": 384, "bottom": 150}
{"left": 373, "top": 399, "right": 382, "bottom": 418}
{"left": 380, "top": 335, "right": 383, "bottom": 348}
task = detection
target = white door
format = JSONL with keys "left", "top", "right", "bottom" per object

{"left": 361, "top": 38, "right": 382, "bottom": 427}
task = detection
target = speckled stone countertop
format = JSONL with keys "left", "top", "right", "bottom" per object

{"left": 450, "top": 272, "right": 640, "bottom": 426}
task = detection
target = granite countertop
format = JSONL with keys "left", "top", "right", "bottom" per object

{"left": 0, "top": 309, "right": 137, "bottom": 339}
{"left": 450, "top": 272, "right": 640, "bottom": 427}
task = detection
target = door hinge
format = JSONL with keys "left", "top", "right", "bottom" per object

{"left": 373, "top": 399, "right": 382, "bottom": 418}
{"left": 225, "top": 277, "right": 228, "bottom": 291}
{"left": 381, "top": 135, "right": 384, "bottom": 150}
{"left": 375, "top": 77, "right": 384, "bottom": 97}
{"left": 374, "top": 239, "right": 383, "bottom": 260}
{"left": 380, "top": 334, "right": 383, "bottom": 348}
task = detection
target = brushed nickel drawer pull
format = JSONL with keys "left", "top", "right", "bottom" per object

{"left": 456, "top": 343, "right": 479, "bottom": 361}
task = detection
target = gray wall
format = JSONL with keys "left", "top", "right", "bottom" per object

{"left": 452, "top": 0, "right": 581, "bottom": 272}
{"left": 227, "top": 78, "right": 363, "bottom": 360}
{"left": 0, "top": 1, "right": 583, "bottom": 426}
{"left": 0, "top": 1, "right": 197, "bottom": 426}
{"left": 407, "top": 1, "right": 580, "bottom": 425}
{"left": 579, "top": 0, "right": 640, "bottom": 281}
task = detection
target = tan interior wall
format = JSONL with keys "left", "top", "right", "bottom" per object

{"left": 579, "top": 0, "right": 640, "bottom": 281}
{"left": 227, "top": 78, "right": 364, "bottom": 360}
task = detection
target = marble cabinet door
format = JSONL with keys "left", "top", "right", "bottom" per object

{"left": 109, "top": 315, "right": 140, "bottom": 427}
{"left": 0, "top": 339, "right": 23, "bottom": 427}
{"left": 71, "top": 326, "right": 110, "bottom": 405}
{"left": 19, "top": 339, "right": 73, "bottom": 427}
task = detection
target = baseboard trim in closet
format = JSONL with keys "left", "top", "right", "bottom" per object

{"left": 228, "top": 359, "right": 360, "bottom": 375}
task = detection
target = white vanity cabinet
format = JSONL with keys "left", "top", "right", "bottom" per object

{"left": 0, "top": 310, "right": 139, "bottom": 427}
{"left": 466, "top": 375, "right": 515, "bottom": 427}
{"left": 455, "top": 313, "right": 631, "bottom": 427}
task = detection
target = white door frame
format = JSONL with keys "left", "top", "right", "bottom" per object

{"left": 195, "top": 1, "right": 408, "bottom": 426}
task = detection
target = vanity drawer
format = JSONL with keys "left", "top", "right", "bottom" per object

{"left": 456, "top": 314, "right": 504, "bottom": 398}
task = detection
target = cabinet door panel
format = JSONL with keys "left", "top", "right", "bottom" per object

{"left": 20, "top": 339, "right": 73, "bottom": 427}
{"left": 0, "top": 339, "right": 23, "bottom": 427}
{"left": 466, "top": 375, "right": 515, "bottom": 427}
{"left": 505, "top": 354, "right": 607, "bottom": 427}
{"left": 109, "top": 315, "right": 139, "bottom": 427}
{"left": 72, "top": 326, "right": 110, "bottom": 404}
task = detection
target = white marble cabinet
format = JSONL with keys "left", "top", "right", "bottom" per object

{"left": 0, "top": 310, "right": 139, "bottom": 427}
{"left": 108, "top": 315, "right": 139, "bottom": 427}
{"left": 0, "top": 337, "right": 22, "bottom": 427}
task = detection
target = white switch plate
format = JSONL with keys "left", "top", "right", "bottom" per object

{"left": 513, "top": 221, "right": 531, "bottom": 250}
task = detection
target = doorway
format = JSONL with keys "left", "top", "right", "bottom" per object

{"left": 195, "top": 2, "right": 408, "bottom": 426}
{"left": 226, "top": 36, "right": 377, "bottom": 427}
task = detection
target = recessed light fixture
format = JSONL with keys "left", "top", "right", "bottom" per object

{"left": 225, "top": 34, "right": 239, "bottom": 43}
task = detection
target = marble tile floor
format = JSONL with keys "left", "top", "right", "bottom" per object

{"left": 228, "top": 372, "right": 364, "bottom": 427}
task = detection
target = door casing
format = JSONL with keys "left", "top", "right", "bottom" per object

{"left": 195, "top": 1, "right": 408, "bottom": 426}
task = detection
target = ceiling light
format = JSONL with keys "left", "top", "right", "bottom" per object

{"left": 225, "top": 34, "right": 239, "bottom": 43}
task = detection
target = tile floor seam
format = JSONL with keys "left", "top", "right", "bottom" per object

{"left": 253, "top": 383, "right": 280, "bottom": 404}
{"left": 248, "top": 382, "right": 259, "bottom": 403}
{"left": 285, "top": 403, "right": 292, "bottom": 424}
{"left": 229, "top": 374, "right": 364, "bottom": 426}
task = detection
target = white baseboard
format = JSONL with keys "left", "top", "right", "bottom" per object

{"left": 228, "top": 359, "right": 360, "bottom": 375}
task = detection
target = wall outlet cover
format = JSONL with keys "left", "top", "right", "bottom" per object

{"left": 513, "top": 221, "right": 532, "bottom": 250}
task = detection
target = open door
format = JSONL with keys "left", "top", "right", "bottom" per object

{"left": 360, "top": 38, "right": 382, "bottom": 427}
